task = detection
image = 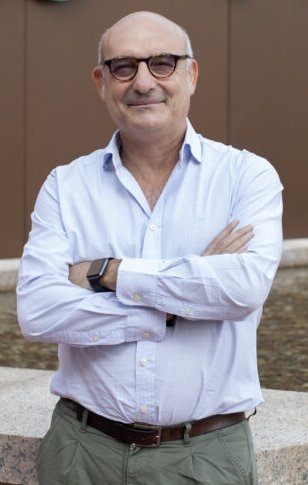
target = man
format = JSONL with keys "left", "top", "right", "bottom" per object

{"left": 17, "top": 11, "right": 283, "bottom": 485}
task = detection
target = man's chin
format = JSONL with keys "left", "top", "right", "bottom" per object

{"left": 124, "top": 116, "right": 168, "bottom": 135}
{"left": 128, "top": 107, "right": 167, "bottom": 125}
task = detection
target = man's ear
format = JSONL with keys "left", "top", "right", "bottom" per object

{"left": 92, "top": 66, "right": 106, "bottom": 101}
{"left": 188, "top": 59, "right": 199, "bottom": 95}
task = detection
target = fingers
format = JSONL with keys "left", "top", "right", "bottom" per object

{"left": 208, "top": 219, "right": 240, "bottom": 246}
{"left": 201, "top": 221, "right": 238, "bottom": 256}
{"left": 224, "top": 225, "right": 254, "bottom": 253}
{"left": 202, "top": 220, "right": 254, "bottom": 256}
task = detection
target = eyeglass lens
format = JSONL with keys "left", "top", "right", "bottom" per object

{"left": 109, "top": 55, "right": 178, "bottom": 81}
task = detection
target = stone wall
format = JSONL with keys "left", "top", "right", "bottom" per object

{"left": 1, "top": 241, "right": 308, "bottom": 484}
{"left": 1, "top": 367, "right": 308, "bottom": 484}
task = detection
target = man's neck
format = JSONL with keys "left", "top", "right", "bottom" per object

{"left": 118, "top": 128, "right": 186, "bottom": 210}
{"left": 119, "top": 128, "right": 186, "bottom": 174}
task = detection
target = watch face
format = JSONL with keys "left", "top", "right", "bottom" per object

{"left": 87, "top": 258, "right": 109, "bottom": 279}
{"left": 88, "top": 259, "right": 106, "bottom": 277}
{"left": 86, "top": 258, "right": 112, "bottom": 292}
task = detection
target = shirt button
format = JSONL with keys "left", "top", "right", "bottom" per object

{"left": 140, "top": 404, "right": 149, "bottom": 414}
{"left": 91, "top": 334, "right": 100, "bottom": 342}
{"left": 143, "top": 331, "right": 151, "bottom": 339}
{"left": 184, "top": 306, "right": 193, "bottom": 314}
{"left": 149, "top": 223, "right": 157, "bottom": 231}
{"left": 132, "top": 293, "right": 141, "bottom": 303}
{"left": 140, "top": 358, "right": 148, "bottom": 367}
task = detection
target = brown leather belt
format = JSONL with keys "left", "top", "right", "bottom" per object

{"left": 62, "top": 398, "right": 245, "bottom": 448}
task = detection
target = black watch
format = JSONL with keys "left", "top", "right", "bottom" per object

{"left": 86, "top": 258, "right": 113, "bottom": 292}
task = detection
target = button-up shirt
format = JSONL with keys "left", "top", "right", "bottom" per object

{"left": 17, "top": 120, "right": 283, "bottom": 425}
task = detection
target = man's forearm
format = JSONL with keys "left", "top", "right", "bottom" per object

{"left": 100, "top": 258, "right": 122, "bottom": 291}
{"left": 68, "top": 222, "right": 254, "bottom": 292}
{"left": 68, "top": 259, "right": 122, "bottom": 291}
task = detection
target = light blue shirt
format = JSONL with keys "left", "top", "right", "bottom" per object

{"left": 17, "top": 121, "right": 283, "bottom": 425}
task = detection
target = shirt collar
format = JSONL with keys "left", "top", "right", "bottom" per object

{"left": 102, "top": 131, "right": 122, "bottom": 172}
{"left": 102, "top": 119, "right": 202, "bottom": 171}
{"left": 179, "top": 119, "right": 202, "bottom": 165}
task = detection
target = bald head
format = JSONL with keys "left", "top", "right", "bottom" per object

{"left": 97, "top": 11, "right": 193, "bottom": 63}
{"left": 92, "top": 10, "right": 198, "bottom": 142}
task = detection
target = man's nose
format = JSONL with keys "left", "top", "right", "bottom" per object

{"left": 132, "top": 61, "right": 157, "bottom": 92}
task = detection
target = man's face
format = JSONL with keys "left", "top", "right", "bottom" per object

{"left": 93, "top": 14, "right": 198, "bottom": 139}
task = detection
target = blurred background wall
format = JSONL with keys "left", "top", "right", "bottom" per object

{"left": 1, "top": 0, "right": 307, "bottom": 257}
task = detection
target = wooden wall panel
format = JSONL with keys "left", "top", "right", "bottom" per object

{"left": 229, "top": 0, "right": 308, "bottom": 237}
{"left": 2, "top": 0, "right": 307, "bottom": 255}
{"left": 25, "top": 0, "right": 228, "bottom": 238}
{"left": 0, "top": 0, "right": 233, "bottom": 256}
{"left": 0, "top": 1, "right": 25, "bottom": 257}
{"left": 2, "top": 0, "right": 307, "bottom": 256}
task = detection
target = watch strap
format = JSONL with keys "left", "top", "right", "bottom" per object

{"left": 86, "top": 258, "right": 113, "bottom": 292}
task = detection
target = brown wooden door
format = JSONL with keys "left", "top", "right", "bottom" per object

{"left": 229, "top": 0, "right": 308, "bottom": 237}
{"left": 0, "top": 1, "right": 25, "bottom": 256}
{"left": 1, "top": 0, "right": 307, "bottom": 258}
{"left": 1, "top": 0, "right": 228, "bottom": 257}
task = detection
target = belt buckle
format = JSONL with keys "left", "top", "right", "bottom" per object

{"left": 133, "top": 422, "right": 162, "bottom": 448}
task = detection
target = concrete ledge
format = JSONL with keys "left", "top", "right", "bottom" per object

{"left": 0, "top": 367, "right": 308, "bottom": 484}
{"left": 1, "top": 245, "right": 307, "bottom": 483}
{"left": 0, "top": 259, "right": 19, "bottom": 292}
{"left": 280, "top": 239, "right": 308, "bottom": 268}
{"left": 0, "top": 367, "right": 58, "bottom": 485}
{"left": 250, "top": 389, "right": 308, "bottom": 484}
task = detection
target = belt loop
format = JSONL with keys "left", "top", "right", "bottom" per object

{"left": 246, "top": 408, "right": 257, "bottom": 420}
{"left": 80, "top": 408, "right": 89, "bottom": 432}
{"left": 183, "top": 422, "right": 192, "bottom": 443}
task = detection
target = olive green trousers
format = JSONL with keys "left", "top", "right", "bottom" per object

{"left": 37, "top": 399, "right": 258, "bottom": 485}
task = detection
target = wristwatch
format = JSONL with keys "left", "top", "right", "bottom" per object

{"left": 86, "top": 258, "right": 113, "bottom": 292}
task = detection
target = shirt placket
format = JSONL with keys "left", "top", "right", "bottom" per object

{"left": 134, "top": 200, "right": 164, "bottom": 423}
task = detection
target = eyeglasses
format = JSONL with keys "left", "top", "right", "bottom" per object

{"left": 102, "top": 54, "right": 192, "bottom": 81}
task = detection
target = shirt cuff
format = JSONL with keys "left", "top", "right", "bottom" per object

{"left": 117, "top": 258, "right": 160, "bottom": 309}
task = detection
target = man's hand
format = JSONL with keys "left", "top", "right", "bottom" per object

{"left": 166, "top": 220, "right": 253, "bottom": 323}
{"left": 202, "top": 220, "right": 254, "bottom": 256}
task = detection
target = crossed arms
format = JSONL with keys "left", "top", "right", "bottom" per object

{"left": 17, "top": 156, "right": 283, "bottom": 346}
{"left": 68, "top": 220, "right": 254, "bottom": 292}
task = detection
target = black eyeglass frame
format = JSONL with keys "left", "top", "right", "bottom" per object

{"left": 101, "top": 54, "right": 192, "bottom": 81}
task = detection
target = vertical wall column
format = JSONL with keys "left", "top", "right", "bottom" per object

{"left": 0, "top": 1, "right": 26, "bottom": 257}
